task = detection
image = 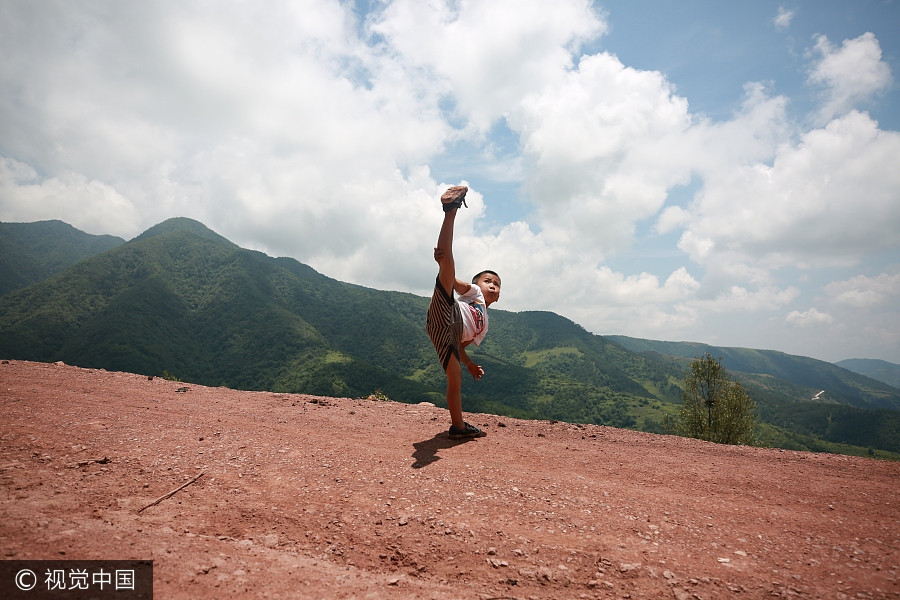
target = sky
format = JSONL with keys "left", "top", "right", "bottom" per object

{"left": 1, "top": 0, "right": 899, "bottom": 364}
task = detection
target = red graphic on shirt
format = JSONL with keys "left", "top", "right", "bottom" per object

{"left": 467, "top": 302, "right": 485, "bottom": 334}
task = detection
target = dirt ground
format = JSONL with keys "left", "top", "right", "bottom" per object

{"left": 1, "top": 360, "right": 898, "bottom": 599}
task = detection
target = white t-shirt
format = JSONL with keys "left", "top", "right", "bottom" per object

{"left": 457, "top": 284, "right": 489, "bottom": 346}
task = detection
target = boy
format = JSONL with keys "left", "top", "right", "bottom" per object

{"left": 426, "top": 185, "right": 501, "bottom": 439}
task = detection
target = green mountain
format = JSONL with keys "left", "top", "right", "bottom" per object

{"left": 608, "top": 336, "right": 900, "bottom": 455}
{"left": 0, "top": 218, "right": 670, "bottom": 422}
{"left": 836, "top": 358, "right": 900, "bottom": 389}
{"left": 607, "top": 336, "right": 900, "bottom": 410}
{"left": 0, "top": 220, "right": 124, "bottom": 295}
{"left": 1, "top": 218, "right": 898, "bottom": 458}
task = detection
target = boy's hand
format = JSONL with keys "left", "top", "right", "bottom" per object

{"left": 465, "top": 361, "right": 484, "bottom": 381}
{"left": 433, "top": 247, "right": 444, "bottom": 263}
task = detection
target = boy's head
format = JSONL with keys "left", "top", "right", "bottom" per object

{"left": 472, "top": 270, "right": 501, "bottom": 306}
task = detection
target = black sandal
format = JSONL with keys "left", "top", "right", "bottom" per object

{"left": 448, "top": 422, "right": 486, "bottom": 439}
{"left": 441, "top": 186, "right": 468, "bottom": 212}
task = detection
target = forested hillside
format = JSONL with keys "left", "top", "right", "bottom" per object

{"left": 1, "top": 218, "right": 897, "bottom": 457}
{"left": 0, "top": 220, "right": 124, "bottom": 295}
{"left": 609, "top": 336, "right": 900, "bottom": 455}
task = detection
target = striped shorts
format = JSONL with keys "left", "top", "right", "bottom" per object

{"left": 426, "top": 277, "right": 462, "bottom": 370}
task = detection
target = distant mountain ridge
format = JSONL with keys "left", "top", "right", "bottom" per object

{"left": 607, "top": 336, "right": 900, "bottom": 410}
{"left": 836, "top": 358, "right": 900, "bottom": 389}
{"left": 1, "top": 218, "right": 898, "bottom": 457}
{"left": 0, "top": 220, "right": 124, "bottom": 295}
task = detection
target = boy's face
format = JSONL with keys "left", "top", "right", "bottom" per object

{"left": 476, "top": 272, "right": 501, "bottom": 306}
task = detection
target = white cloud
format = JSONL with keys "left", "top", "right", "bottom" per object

{"left": 677, "top": 111, "right": 900, "bottom": 269}
{"left": 706, "top": 285, "right": 800, "bottom": 314}
{"left": 654, "top": 205, "right": 689, "bottom": 234}
{"left": 0, "top": 1, "right": 897, "bottom": 362}
{"left": 373, "top": 0, "right": 605, "bottom": 133}
{"left": 774, "top": 7, "right": 795, "bottom": 31}
{"left": 825, "top": 272, "right": 900, "bottom": 308}
{"left": 508, "top": 52, "right": 693, "bottom": 253}
{"left": 785, "top": 307, "right": 834, "bottom": 327}
{"left": 0, "top": 1, "right": 457, "bottom": 274}
{"left": 0, "top": 158, "right": 140, "bottom": 235}
{"left": 808, "top": 32, "right": 892, "bottom": 123}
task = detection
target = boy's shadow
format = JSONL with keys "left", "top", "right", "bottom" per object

{"left": 412, "top": 433, "right": 473, "bottom": 469}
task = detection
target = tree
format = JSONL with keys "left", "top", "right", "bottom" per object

{"left": 671, "top": 353, "right": 757, "bottom": 445}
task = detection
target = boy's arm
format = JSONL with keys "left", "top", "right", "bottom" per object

{"left": 459, "top": 343, "right": 484, "bottom": 381}
{"left": 452, "top": 278, "right": 473, "bottom": 296}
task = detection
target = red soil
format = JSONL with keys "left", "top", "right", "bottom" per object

{"left": 1, "top": 360, "right": 897, "bottom": 599}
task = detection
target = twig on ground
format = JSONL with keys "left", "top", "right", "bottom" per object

{"left": 66, "top": 456, "right": 111, "bottom": 468}
{"left": 138, "top": 472, "right": 204, "bottom": 513}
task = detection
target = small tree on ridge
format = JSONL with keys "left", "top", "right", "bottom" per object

{"left": 671, "top": 353, "right": 757, "bottom": 445}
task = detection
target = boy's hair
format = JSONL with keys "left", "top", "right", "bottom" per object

{"left": 472, "top": 270, "right": 500, "bottom": 284}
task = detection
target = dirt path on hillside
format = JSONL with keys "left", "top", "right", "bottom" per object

{"left": 1, "top": 360, "right": 898, "bottom": 599}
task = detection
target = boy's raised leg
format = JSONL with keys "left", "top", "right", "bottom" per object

{"left": 435, "top": 209, "right": 457, "bottom": 296}
{"left": 435, "top": 186, "right": 466, "bottom": 295}
{"left": 435, "top": 186, "right": 467, "bottom": 430}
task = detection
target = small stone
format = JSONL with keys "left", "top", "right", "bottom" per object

{"left": 672, "top": 587, "right": 691, "bottom": 600}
